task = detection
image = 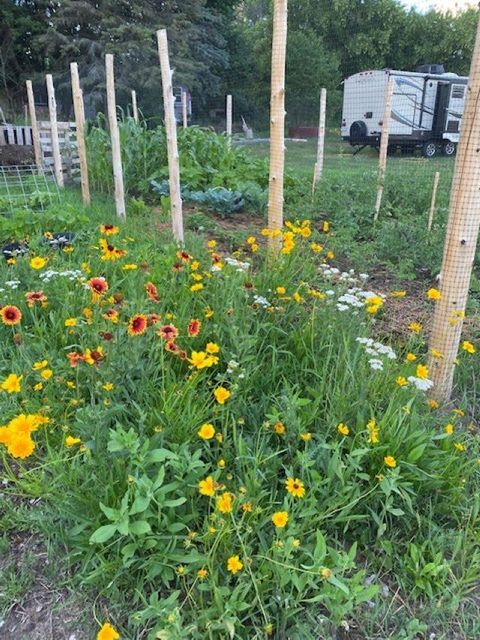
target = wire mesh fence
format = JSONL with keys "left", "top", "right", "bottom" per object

{"left": 0, "top": 164, "right": 60, "bottom": 213}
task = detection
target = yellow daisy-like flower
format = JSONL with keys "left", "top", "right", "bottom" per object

{"left": 391, "top": 290, "right": 407, "bottom": 298}
{"left": 396, "top": 376, "right": 408, "bottom": 387}
{"left": 30, "top": 256, "right": 48, "bottom": 270}
{"left": 416, "top": 364, "right": 429, "bottom": 379}
{"left": 285, "top": 477, "right": 305, "bottom": 499}
{"left": 198, "top": 423, "right": 215, "bottom": 440}
{"left": 427, "top": 288, "right": 441, "bottom": 301}
{"left": 40, "top": 369, "right": 53, "bottom": 380}
{"left": 337, "top": 422, "right": 350, "bottom": 436}
{"left": 405, "top": 352, "right": 417, "bottom": 362}
{"left": 198, "top": 476, "right": 216, "bottom": 497}
{"left": 444, "top": 423, "right": 454, "bottom": 435}
{"left": 97, "top": 622, "right": 120, "bottom": 640}
{"left": 64, "top": 318, "right": 77, "bottom": 327}
{"left": 462, "top": 341, "right": 476, "bottom": 354}
{"left": 384, "top": 455, "right": 397, "bottom": 468}
{"left": 65, "top": 435, "right": 82, "bottom": 447}
{"left": 227, "top": 555, "right": 243, "bottom": 574}
{"left": 214, "top": 387, "right": 231, "bottom": 405}
{"left": 271, "top": 511, "right": 289, "bottom": 528}
{"left": 216, "top": 492, "right": 234, "bottom": 514}
{"left": 33, "top": 360, "right": 48, "bottom": 370}
{"left": 1, "top": 373, "right": 22, "bottom": 394}
{"left": 408, "top": 322, "right": 422, "bottom": 334}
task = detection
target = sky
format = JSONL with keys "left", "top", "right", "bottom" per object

{"left": 401, "top": 0, "right": 476, "bottom": 12}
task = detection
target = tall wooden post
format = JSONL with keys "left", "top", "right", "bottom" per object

{"left": 427, "top": 171, "right": 440, "bottom": 232}
{"left": 182, "top": 90, "right": 188, "bottom": 129}
{"left": 46, "top": 74, "right": 64, "bottom": 187}
{"left": 157, "top": 29, "right": 184, "bottom": 244}
{"left": 26, "top": 80, "right": 43, "bottom": 173}
{"left": 105, "top": 54, "right": 126, "bottom": 220}
{"left": 70, "top": 63, "right": 90, "bottom": 206}
{"left": 428, "top": 16, "right": 480, "bottom": 401}
{"left": 226, "top": 94, "right": 233, "bottom": 143}
{"left": 313, "top": 87, "right": 327, "bottom": 191}
{"left": 131, "top": 90, "right": 139, "bottom": 123}
{"left": 267, "top": 0, "right": 288, "bottom": 253}
{"left": 374, "top": 77, "right": 394, "bottom": 222}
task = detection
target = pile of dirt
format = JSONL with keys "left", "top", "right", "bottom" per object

{"left": 0, "top": 145, "right": 35, "bottom": 166}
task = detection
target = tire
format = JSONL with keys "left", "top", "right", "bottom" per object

{"left": 422, "top": 141, "right": 438, "bottom": 158}
{"left": 442, "top": 141, "right": 456, "bottom": 157}
{"left": 349, "top": 121, "right": 368, "bottom": 145}
{"left": 387, "top": 145, "right": 396, "bottom": 156}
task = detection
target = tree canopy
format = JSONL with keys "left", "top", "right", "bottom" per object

{"left": 0, "top": 0, "right": 478, "bottom": 125}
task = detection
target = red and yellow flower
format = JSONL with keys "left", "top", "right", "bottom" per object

{"left": 128, "top": 314, "right": 148, "bottom": 336}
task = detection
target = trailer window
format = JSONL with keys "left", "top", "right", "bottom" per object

{"left": 452, "top": 85, "right": 465, "bottom": 100}
{"left": 364, "top": 111, "right": 373, "bottom": 119}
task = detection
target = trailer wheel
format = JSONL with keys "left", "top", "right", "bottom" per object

{"left": 350, "top": 121, "right": 368, "bottom": 145}
{"left": 422, "top": 142, "right": 438, "bottom": 158}
{"left": 442, "top": 141, "right": 456, "bottom": 157}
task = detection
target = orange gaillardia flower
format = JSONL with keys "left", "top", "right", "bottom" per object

{"left": 145, "top": 281, "right": 160, "bottom": 302}
{"left": 25, "top": 291, "right": 48, "bottom": 308}
{"left": 157, "top": 324, "right": 179, "bottom": 342}
{"left": 187, "top": 318, "right": 201, "bottom": 337}
{"left": 1, "top": 305, "right": 22, "bottom": 326}
{"left": 88, "top": 277, "right": 109, "bottom": 297}
{"left": 128, "top": 314, "right": 148, "bottom": 336}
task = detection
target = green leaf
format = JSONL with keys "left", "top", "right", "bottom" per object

{"left": 146, "top": 448, "right": 178, "bottom": 463}
{"left": 328, "top": 575, "right": 350, "bottom": 595}
{"left": 129, "top": 520, "right": 152, "bottom": 536}
{"left": 163, "top": 497, "right": 187, "bottom": 508}
{"left": 89, "top": 524, "right": 118, "bottom": 544}
{"left": 407, "top": 444, "right": 426, "bottom": 463}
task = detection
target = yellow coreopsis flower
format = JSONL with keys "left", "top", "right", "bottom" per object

{"left": 462, "top": 341, "right": 476, "bottom": 354}
{"left": 384, "top": 455, "right": 397, "bottom": 468}
{"left": 337, "top": 422, "right": 350, "bottom": 436}
{"left": 1, "top": 373, "right": 22, "bottom": 393}
{"left": 198, "top": 476, "right": 216, "bottom": 497}
{"left": 272, "top": 511, "right": 289, "bottom": 528}
{"left": 65, "top": 318, "right": 77, "bottom": 327}
{"left": 216, "top": 491, "right": 234, "bottom": 514}
{"left": 65, "top": 435, "right": 82, "bottom": 447}
{"left": 30, "top": 256, "right": 48, "bottom": 270}
{"left": 214, "top": 386, "right": 231, "bottom": 405}
{"left": 227, "top": 555, "right": 243, "bottom": 574}
{"left": 427, "top": 288, "right": 441, "bottom": 300}
{"left": 97, "top": 622, "right": 120, "bottom": 640}
{"left": 198, "top": 423, "right": 215, "bottom": 440}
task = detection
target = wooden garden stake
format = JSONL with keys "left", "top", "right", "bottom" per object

{"left": 26, "top": 80, "right": 43, "bottom": 173}
{"left": 427, "top": 16, "right": 480, "bottom": 401}
{"left": 182, "top": 90, "right": 188, "bottom": 129}
{"left": 131, "top": 90, "right": 139, "bottom": 123}
{"left": 226, "top": 94, "right": 233, "bottom": 143}
{"left": 105, "top": 54, "right": 126, "bottom": 220}
{"left": 374, "top": 78, "right": 394, "bottom": 222}
{"left": 313, "top": 88, "right": 327, "bottom": 192}
{"left": 157, "top": 29, "right": 184, "bottom": 244}
{"left": 70, "top": 63, "right": 90, "bottom": 206}
{"left": 427, "top": 171, "right": 440, "bottom": 232}
{"left": 267, "top": 0, "right": 288, "bottom": 253}
{"left": 46, "top": 74, "right": 64, "bottom": 187}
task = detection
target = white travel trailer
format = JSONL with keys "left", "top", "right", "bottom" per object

{"left": 341, "top": 65, "right": 467, "bottom": 157}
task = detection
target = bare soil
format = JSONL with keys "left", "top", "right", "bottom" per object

{"left": 0, "top": 531, "right": 88, "bottom": 640}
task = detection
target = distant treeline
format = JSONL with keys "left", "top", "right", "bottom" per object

{"left": 0, "top": 0, "right": 477, "bottom": 127}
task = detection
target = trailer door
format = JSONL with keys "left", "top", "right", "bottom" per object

{"left": 432, "top": 82, "right": 450, "bottom": 139}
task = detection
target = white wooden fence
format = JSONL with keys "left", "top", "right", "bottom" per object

{"left": 0, "top": 122, "right": 80, "bottom": 179}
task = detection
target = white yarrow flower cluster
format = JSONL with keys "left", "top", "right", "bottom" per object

{"left": 39, "top": 269, "right": 85, "bottom": 283}
{"left": 407, "top": 376, "right": 434, "bottom": 391}
{"left": 356, "top": 337, "right": 397, "bottom": 371}
{"left": 253, "top": 294, "right": 270, "bottom": 308}
{"left": 224, "top": 257, "right": 250, "bottom": 272}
